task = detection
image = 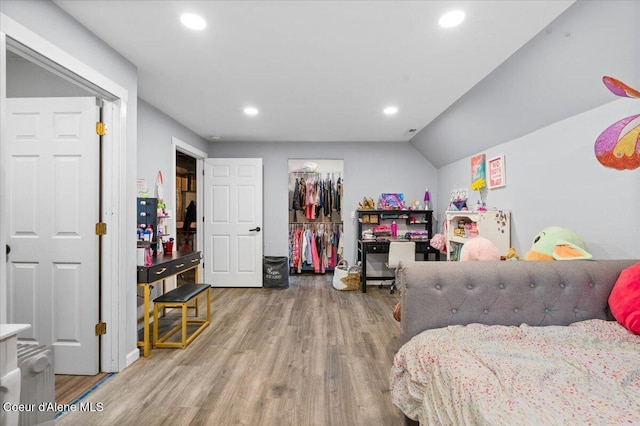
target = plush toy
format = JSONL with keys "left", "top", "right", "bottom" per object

{"left": 524, "top": 226, "right": 592, "bottom": 261}
{"left": 358, "top": 197, "right": 375, "bottom": 210}
{"left": 459, "top": 236, "right": 501, "bottom": 261}
{"left": 393, "top": 236, "right": 500, "bottom": 322}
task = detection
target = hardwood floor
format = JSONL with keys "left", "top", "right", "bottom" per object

{"left": 55, "top": 373, "right": 110, "bottom": 405}
{"left": 58, "top": 274, "right": 405, "bottom": 425}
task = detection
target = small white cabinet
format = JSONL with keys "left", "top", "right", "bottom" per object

{"left": 0, "top": 324, "right": 31, "bottom": 426}
{"left": 445, "top": 210, "right": 511, "bottom": 260}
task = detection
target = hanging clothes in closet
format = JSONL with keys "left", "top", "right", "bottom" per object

{"left": 289, "top": 172, "right": 343, "bottom": 222}
{"left": 289, "top": 169, "right": 343, "bottom": 274}
{"left": 288, "top": 223, "right": 343, "bottom": 273}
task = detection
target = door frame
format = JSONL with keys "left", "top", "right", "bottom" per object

{"left": 0, "top": 14, "right": 130, "bottom": 372}
{"left": 171, "top": 137, "right": 205, "bottom": 279}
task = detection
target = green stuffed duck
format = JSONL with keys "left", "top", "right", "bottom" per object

{"left": 524, "top": 226, "right": 593, "bottom": 261}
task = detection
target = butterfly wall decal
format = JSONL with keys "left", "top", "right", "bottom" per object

{"left": 594, "top": 76, "right": 640, "bottom": 170}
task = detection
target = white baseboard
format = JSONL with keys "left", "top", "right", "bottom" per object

{"left": 125, "top": 348, "right": 140, "bottom": 367}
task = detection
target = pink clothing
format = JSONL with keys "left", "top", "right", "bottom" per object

{"left": 305, "top": 180, "right": 315, "bottom": 205}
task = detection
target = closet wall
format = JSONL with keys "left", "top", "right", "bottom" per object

{"left": 288, "top": 159, "right": 344, "bottom": 273}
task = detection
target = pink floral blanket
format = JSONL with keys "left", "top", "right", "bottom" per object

{"left": 391, "top": 320, "right": 640, "bottom": 425}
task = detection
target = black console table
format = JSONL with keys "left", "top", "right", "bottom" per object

{"left": 137, "top": 250, "right": 201, "bottom": 356}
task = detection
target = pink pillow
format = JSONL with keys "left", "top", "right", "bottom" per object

{"left": 609, "top": 261, "right": 640, "bottom": 334}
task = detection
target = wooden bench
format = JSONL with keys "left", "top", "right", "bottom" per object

{"left": 153, "top": 283, "right": 211, "bottom": 349}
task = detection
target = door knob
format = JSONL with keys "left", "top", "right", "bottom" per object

{"left": 249, "top": 227, "right": 261, "bottom": 232}
{"left": 6, "top": 244, "right": 10, "bottom": 255}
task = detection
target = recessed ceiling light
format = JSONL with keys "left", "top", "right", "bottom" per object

{"left": 439, "top": 10, "right": 465, "bottom": 28}
{"left": 181, "top": 13, "right": 206, "bottom": 30}
{"left": 384, "top": 106, "right": 398, "bottom": 115}
{"left": 244, "top": 107, "right": 259, "bottom": 116}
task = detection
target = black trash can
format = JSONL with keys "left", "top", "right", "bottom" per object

{"left": 263, "top": 256, "right": 289, "bottom": 289}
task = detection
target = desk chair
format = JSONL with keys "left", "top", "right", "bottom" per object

{"left": 385, "top": 241, "right": 416, "bottom": 294}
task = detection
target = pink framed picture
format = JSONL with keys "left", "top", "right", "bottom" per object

{"left": 487, "top": 155, "right": 506, "bottom": 189}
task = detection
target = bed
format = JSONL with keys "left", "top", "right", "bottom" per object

{"left": 390, "top": 260, "right": 640, "bottom": 425}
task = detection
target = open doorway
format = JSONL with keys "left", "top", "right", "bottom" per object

{"left": 176, "top": 150, "right": 197, "bottom": 284}
{"left": 171, "top": 137, "right": 206, "bottom": 284}
{"left": 176, "top": 151, "right": 197, "bottom": 252}
{"left": 2, "top": 11, "right": 130, "bottom": 379}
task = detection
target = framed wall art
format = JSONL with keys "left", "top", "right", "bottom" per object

{"left": 470, "top": 154, "right": 486, "bottom": 186}
{"left": 487, "top": 155, "right": 506, "bottom": 189}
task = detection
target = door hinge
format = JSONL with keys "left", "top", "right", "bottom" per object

{"left": 95, "top": 222, "right": 107, "bottom": 235}
{"left": 96, "top": 122, "right": 107, "bottom": 136}
{"left": 95, "top": 322, "right": 107, "bottom": 336}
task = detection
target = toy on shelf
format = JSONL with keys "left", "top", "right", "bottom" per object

{"left": 358, "top": 197, "right": 375, "bottom": 210}
{"left": 453, "top": 219, "right": 467, "bottom": 237}
{"left": 448, "top": 188, "right": 468, "bottom": 211}
{"left": 474, "top": 200, "right": 487, "bottom": 211}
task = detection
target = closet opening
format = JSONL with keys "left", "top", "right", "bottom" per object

{"left": 288, "top": 159, "right": 344, "bottom": 275}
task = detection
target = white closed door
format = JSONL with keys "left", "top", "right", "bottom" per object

{"left": 204, "top": 158, "right": 263, "bottom": 287}
{"left": 6, "top": 97, "right": 100, "bottom": 375}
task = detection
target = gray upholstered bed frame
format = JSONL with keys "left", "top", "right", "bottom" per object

{"left": 396, "top": 259, "right": 637, "bottom": 426}
{"left": 398, "top": 259, "right": 636, "bottom": 340}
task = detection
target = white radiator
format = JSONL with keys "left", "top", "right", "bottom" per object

{"left": 17, "top": 344, "right": 55, "bottom": 426}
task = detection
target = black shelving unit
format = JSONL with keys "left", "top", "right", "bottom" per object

{"left": 137, "top": 197, "right": 158, "bottom": 255}
{"left": 356, "top": 209, "right": 440, "bottom": 292}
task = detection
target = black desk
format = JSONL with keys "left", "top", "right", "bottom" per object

{"left": 357, "top": 239, "right": 440, "bottom": 293}
{"left": 137, "top": 250, "right": 201, "bottom": 356}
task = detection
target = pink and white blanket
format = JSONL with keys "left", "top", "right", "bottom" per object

{"left": 391, "top": 319, "right": 640, "bottom": 425}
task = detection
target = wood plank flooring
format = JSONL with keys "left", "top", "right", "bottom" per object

{"left": 57, "top": 274, "right": 406, "bottom": 425}
{"left": 55, "top": 373, "right": 109, "bottom": 405}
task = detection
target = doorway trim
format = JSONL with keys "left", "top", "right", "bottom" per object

{"left": 172, "top": 137, "right": 205, "bottom": 279}
{"left": 0, "top": 13, "right": 129, "bottom": 372}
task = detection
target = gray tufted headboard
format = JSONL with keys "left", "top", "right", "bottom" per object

{"left": 398, "top": 259, "right": 637, "bottom": 340}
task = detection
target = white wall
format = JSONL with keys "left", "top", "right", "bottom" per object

{"left": 209, "top": 142, "right": 438, "bottom": 266}
{"left": 437, "top": 98, "right": 640, "bottom": 259}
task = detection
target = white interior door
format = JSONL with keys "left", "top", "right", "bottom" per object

{"left": 6, "top": 97, "right": 100, "bottom": 375}
{"left": 204, "top": 158, "right": 263, "bottom": 287}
